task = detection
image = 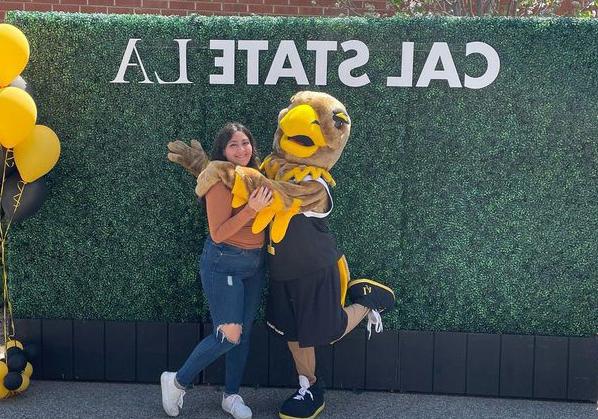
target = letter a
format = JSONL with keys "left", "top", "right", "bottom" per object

{"left": 111, "top": 39, "right": 153, "bottom": 84}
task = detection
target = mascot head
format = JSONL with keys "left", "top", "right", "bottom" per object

{"left": 272, "top": 91, "right": 351, "bottom": 170}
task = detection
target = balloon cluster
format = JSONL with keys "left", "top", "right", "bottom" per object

{"left": 0, "top": 340, "right": 32, "bottom": 399}
{"left": 0, "top": 23, "right": 61, "bottom": 400}
{"left": 0, "top": 24, "right": 61, "bottom": 222}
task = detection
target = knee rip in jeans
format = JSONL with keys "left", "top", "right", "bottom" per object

{"left": 216, "top": 323, "right": 243, "bottom": 344}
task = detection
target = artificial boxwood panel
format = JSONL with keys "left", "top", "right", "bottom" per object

{"left": 4, "top": 12, "right": 597, "bottom": 336}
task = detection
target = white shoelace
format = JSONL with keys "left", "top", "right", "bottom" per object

{"left": 177, "top": 392, "right": 184, "bottom": 409}
{"left": 293, "top": 376, "right": 314, "bottom": 401}
{"left": 366, "top": 310, "right": 383, "bottom": 339}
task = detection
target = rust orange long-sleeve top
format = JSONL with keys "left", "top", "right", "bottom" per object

{"left": 205, "top": 181, "right": 265, "bottom": 249}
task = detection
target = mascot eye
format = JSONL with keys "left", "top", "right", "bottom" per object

{"left": 332, "top": 112, "right": 350, "bottom": 129}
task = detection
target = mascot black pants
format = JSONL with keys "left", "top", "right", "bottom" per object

{"left": 266, "top": 263, "right": 348, "bottom": 347}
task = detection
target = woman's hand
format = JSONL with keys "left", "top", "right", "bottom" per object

{"left": 247, "top": 186, "right": 273, "bottom": 212}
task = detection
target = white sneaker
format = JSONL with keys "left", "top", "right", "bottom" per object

{"left": 160, "top": 371, "right": 185, "bottom": 417}
{"left": 222, "top": 393, "right": 252, "bottom": 419}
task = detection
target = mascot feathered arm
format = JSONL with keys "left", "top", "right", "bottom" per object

{"left": 167, "top": 139, "right": 209, "bottom": 177}
{"left": 166, "top": 141, "right": 330, "bottom": 243}
{"left": 165, "top": 140, "right": 330, "bottom": 210}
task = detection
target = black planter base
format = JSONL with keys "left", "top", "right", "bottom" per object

{"left": 13, "top": 319, "right": 597, "bottom": 402}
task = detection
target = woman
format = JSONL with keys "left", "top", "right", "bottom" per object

{"left": 161, "top": 123, "right": 272, "bottom": 419}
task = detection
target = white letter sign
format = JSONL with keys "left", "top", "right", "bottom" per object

{"left": 464, "top": 42, "right": 500, "bottom": 89}
{"left": 265, "top": 41, "right": 309, "bottom": 85}
{"left": 338, "top": 40, "right": 370, "bottom": 87}
{"left": 386, "top": 42, "right": 415, "bottom": 87}
{"left": 210, "top": 40, "right": 235, "bottom": 85}
{"left": 238, "top": 40, "right": 269, "bottom": 85}
{"left": 155, "top": 39, "right": 192, "bottom": 84}
{"left": 307, "top": 40, "right": 338, "bottom": 86}
{"left": 111, "top": 39, "right": 153, "bottom": 84}
{"left": 416, "top": 42, "right": 461, "bottom": 88}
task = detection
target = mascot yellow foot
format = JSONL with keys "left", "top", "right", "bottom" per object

{"left": 231, "top": 169, "right": 302, "bottom": 243}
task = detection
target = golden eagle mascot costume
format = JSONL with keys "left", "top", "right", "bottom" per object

{"left": 168, "top": 91, "right": 395, "bottom": 419}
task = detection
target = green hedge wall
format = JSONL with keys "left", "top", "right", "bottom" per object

{"left": 5, "top": 12, "right": 597, "bottom": 336}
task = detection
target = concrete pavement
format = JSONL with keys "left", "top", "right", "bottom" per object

{"left": 0, "top": 381, "right": 595, "bottom": 419}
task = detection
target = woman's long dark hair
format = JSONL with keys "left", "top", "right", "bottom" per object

{"left": 210, "top": 122, "right": 260, "bottom": 169}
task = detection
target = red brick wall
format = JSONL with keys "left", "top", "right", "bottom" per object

{"left": 0, "top": 0, "right": 395, "bottom": 21}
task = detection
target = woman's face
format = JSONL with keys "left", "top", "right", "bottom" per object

{"left": 224, "top": 130, "right": 253, "bottom": 166}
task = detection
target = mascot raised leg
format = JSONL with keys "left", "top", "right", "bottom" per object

{"left": 168, "top": 91, "right": 396, "bottom": 419}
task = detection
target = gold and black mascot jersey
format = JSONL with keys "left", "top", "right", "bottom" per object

{"left": 268, "top": 178, "right": 340, "bottom": 281}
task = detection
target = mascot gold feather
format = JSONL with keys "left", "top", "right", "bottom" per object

{"left": 168, "top": 91, "right": 396, "bottom": 419}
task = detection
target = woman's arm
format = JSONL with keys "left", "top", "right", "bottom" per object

{"left": 205, "top": 182, "right": 257, "bottom": 243}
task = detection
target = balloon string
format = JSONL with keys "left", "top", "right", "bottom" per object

{"left": 0, "top": 149, "right": 18, "bottom": 346}
{"left": 2, "top": 238, "right": 15, "bottom": 345}
{"left": 2, "top": 270, "right": 6, "bottom": 348}
{"left": 1, "top": 235, "right": 8, "bottom": 347}
{"left": 1, "top": 180, "right": 24, "bottom": 339}
{"left": 5, "top": 154, "right": 14, "bottom": 168}
{"left": 2, "top": 243, "right": 15, "bottom": 341}
{"left": 0, "top": 148, "right": 10, "bottom": 240}
{"left": 0, "top": 149, "right": 8, "bottom": 347}
{"left": 3, "top": 181, "right": 25, "bottom": 241}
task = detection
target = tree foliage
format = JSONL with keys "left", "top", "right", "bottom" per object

{"left": 333, "top": 0, "right": 597, "bottom": 17}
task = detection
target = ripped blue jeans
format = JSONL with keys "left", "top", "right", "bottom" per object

{"left": 176, "top": 237, "right": 265, "bottom": 394}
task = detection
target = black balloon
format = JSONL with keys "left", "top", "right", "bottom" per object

{"left": 7, "top": 352, "right": 26, "bottom": 372}
{"left": 6, "top": 347, "right": 20, "bottom": 358}
{"left": 3, "top": 372, "right": 22, "bottom": 391}
{"left": 1, "top": 173, "right": 47, "bottom": 223}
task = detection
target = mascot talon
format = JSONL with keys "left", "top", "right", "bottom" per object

{"left": 270, "top": 198, "right": 302, "bottom": 243}
{"left": 251, "top": 194, "right": 301, "bottom": 242}
{"left": 252, "top": 191, "right": 285, "bottom": 233}
{"left": 252, "top": 208, "right": 276, "bottom": 233}
{"left": 231, "top": 172, "right": 250, "bottom": 208}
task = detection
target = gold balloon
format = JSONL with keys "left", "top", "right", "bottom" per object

{"left": 16, "top": 374, "right": 29, "bottom": 393}
{"left": 6, "top": 340, "right": 23, "bottom": 350}
{"left": 0, "top": 362, "right": 9, "bottom": 399}
{"left": 0, "top": 24, "right": 30, "bottom": 87}
{"left": 0, "top": 384, "right": 9, "bottom": 400}
{"left": 0, "top": 86, "right": 37, "bottom": 148}
{"left": 23, "top": 362, "right": 33, "bottom": 378}
{"left": 14, "top": 125, "right": 61, "bottom": 183}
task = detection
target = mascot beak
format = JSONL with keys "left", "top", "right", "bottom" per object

{"left": 279, "top": 104, "right": 327, "bottom": 158}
